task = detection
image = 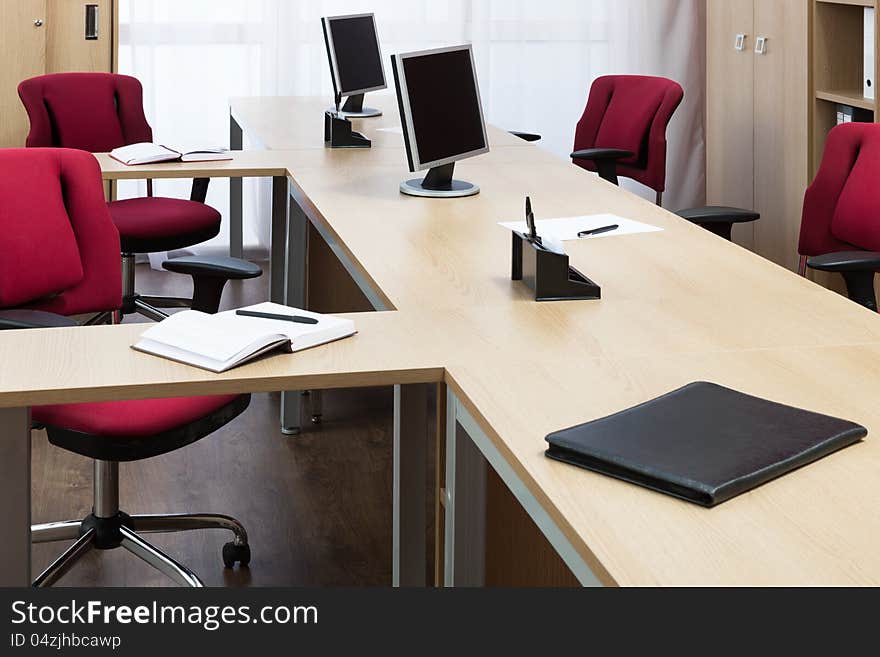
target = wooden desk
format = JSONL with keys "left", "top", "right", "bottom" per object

{"left": 0, "top": 312, "right": 443, "bottom": 587}
{"left": 439, "top": 311, "right": 880, "bottom": 586}
{"left": 229, "top": 97, "right": 880, "bottom": 586}
{"left": 228, "top": 94, "right": 531, "bottom": 151}
{"left": 5, "top": 96, "right": 880, "bottom": 587}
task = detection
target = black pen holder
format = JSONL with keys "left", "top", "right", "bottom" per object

{"left": 512, "top": 232, "right": 601, "bottom": 302}
{"left": 324, "top": 111, "right": 371, "bottom": 149}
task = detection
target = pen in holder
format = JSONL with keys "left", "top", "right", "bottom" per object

{"left": 512, "top": 231, "right": 601, "bottom": 302}
{"left": 324, "top": 111, "right": 371, "bottom": 149}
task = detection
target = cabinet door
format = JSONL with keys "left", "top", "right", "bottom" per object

{"left": 0, "top": 0, "right": 48, "bottom": 148}
{"left": 46, "top": 0, "right": 113, "bottom": 74}
{"left": 753, "top": 0, "right": 809, "bottom": 271}
{"left": 706, "top": 0, "right": 755, "bottom": 249}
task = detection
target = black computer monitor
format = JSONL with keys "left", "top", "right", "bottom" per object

{"left": 391, "top": 44, "right": 489, "bottom": 198}
{"left": 322, "top": 13, "right": 386, "bottom": 118}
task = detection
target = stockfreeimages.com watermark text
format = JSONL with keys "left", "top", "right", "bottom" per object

{"left": 11, "top": 599, "right": 317, "bottom": 633}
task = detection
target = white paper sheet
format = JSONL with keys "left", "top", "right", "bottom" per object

{"left": 376, "top": 126, "right": 404, "bottom": 134}
{"left": 498, "top": 214, "right": 663, "bottom": 241}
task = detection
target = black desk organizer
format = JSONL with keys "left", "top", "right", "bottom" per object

{"left": 512, "top": 231, "right": 601, "bottom": 302}
{"left": 324, "top": 111, "right": 371, "bottom": 149}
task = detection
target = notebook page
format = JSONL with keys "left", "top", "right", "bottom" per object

{"left": 139, "top": 311, "right": 281, "bottom": 362}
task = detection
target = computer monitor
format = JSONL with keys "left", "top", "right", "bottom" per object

{"left": 322, "top": 13, "right": 386, "bottom": 118}
{"left": 391, "top": 44, "right": 489, "bottom": 198}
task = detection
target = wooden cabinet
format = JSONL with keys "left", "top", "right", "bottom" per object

{"left": 706, "top": 0, "right": 809, "bottom": 271}
{"left": 0, "top": 0, "right": 115, "bottom": 148}
{"left": 0, "top": 0, "right": 48, "bottom": 149}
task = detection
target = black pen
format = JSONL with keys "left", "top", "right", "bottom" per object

{"left": 236, "top": 310, "right": 319, "bottom": 325}
{"left": 578, "top": 224, "right": 619, "bottom": 238}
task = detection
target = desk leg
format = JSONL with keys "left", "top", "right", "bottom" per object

{"left": 269, "top": 176, "right": 289, "bottom": 305}
{"left": 229, "top": 113, "right": 244, "bottom": 260}
{"left": 444, "top": 391, "right": 487, "bottom": 587}
{"left": 444, "top": 390, "right": 603, "bottom": 588}
{"left": 279, "top": 186, "right": 307, "bottom": 435}
{"left": 393, "top": 383, "right": 429, "bottom": 587}
{"left": 0, "top": 407, "right": 31, "bottom": 586}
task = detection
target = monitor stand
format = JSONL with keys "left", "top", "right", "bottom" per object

{"left": 327, "top": 93, "right": 382, "bottom": 118}
{"left": 400, "top": 162, "right": 480, "bottom": 198}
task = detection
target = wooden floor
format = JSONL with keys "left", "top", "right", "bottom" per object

{"left": 30, "top": 263, "right": 427, "bottom": 587}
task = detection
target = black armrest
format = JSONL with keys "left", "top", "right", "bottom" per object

{"left": 163, "top": 256, "right": 262, "bottom": 279}
{"left": 0, "top": 310, "right": 79, "bottom": 331}
{"left": 509, "top": 131, "right": 542, "bottom": 143}
{"left": 570, "top": 149, "right": 634, "bottom": 186}
{"left": 675, "top": 206, "right": 760, "bottom": 241}
{"left": 807, "top": 251, "right": 880, "bottom": 312}
{"left": 676, "top": 206, "right": 760, "bottom": 225}
{"left": 570, "top": 148, "right": 634, "bottom": 162}
{"left": 163, "top": 256, "right": 263, "bottom": 314}
{"left": 807, "top": 251, "right": 880, "bottom": 273}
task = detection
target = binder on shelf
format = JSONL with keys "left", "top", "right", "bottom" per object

{"left": 836, "top": 103, "right": 873, "bottom": 125}
{"left": 866, "top": 8, "right": 875, "bottom": 101}
{"left": 511, "top": 231, "right": 601, "bottom": 302}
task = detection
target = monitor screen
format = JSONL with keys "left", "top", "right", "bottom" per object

{"left": 324, "top": 14, "right": 386, "bottom": 96}
{"left": 394, "top": 45, "right": 489, "bottom": 170}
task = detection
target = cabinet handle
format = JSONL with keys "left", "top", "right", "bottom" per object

{"left": 754, "top": 36, "right": 767, "bottom": 55}
{"left": 734, "top": 34, "right": 747, "bottom": 51}
{"left": 85, "top": 4, "right": 99, "bottom": 40}
{"left": 33, "top": 19, "right": 43, "bottom": 27}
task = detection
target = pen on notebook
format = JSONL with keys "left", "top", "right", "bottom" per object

{"left": 236, "top": 310, "right": 319, "bottom": 325}
{"left": 578, "top": 224, "right": 619, "bottom": 238}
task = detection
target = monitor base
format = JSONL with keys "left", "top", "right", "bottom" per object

{"left": 400, "top": 178, "right": 480, "bottom": 198}
{"left": 325, "top": 106, "right": 383, "bottom": 119}
{"left": 328, "top": 93, "right": 382, "bottom": 119}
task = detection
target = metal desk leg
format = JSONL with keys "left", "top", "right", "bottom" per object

{"left": 269, "top": 176, "right": 289, "bottom": 305}
{"left": 393, "top": 383, "right": 430, "bottom": 587}
{"left": 443, "top": 392, "right": 486, "bottom": 587}
{"left": 279, "top": 186, "right": 307, "bottom": 435}
{"left": 0, "top": 407, "right": 31, "bottom": 586}
{"left": 229, "top": 112, "right": 244, "bottom": 260}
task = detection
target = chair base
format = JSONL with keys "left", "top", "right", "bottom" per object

{"left": 31, "top": 511, "right": 250, "bottom": 588}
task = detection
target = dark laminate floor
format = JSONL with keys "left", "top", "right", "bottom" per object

{"left": 31, "top": 263, "right": 419, "bottom": 587}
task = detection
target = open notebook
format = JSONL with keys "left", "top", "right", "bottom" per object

{"left": 132, "top": 303, "right": 357, "bottom": 373}
{"left": 110, "top": 143, "right": 233, "bottom": 165}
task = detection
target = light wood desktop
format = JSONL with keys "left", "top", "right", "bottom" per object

{"left": 3, "top": 97, "right": 880, "bottom": 587}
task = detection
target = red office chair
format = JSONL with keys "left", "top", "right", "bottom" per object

{"left": 571, "top": 75, "right": 683, "bottom": 204}
{"left": 18, "top": 72, "right": 255, "bottom": 323}
{"left": 571, "top": 74, "right": 760, "bottom": 238}
{"left": 799, "top": 122, "right": 880, "bottom": 312}
{"left": 0, "top": 149, "right": 254, "bottom": 587}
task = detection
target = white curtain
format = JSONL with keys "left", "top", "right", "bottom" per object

{"left": 118, "top": 0, "right": 705, "bottom": 262}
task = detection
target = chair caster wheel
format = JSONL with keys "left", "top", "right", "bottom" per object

{"left": 311, "top": 414, "right": 322, "bottom": 424}
{"left": 223, "top": 542, "right": 251, "bottom": 569}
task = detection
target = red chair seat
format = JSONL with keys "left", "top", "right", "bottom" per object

{"left": 109, "top": 197, "right": 221, "bottom": 253}
{"left": 34, "top": 395, "right": 240, "bottom": 439}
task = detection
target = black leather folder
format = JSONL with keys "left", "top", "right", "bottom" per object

{"left": 545, "top": 382, "right": 867, "bottom": 507}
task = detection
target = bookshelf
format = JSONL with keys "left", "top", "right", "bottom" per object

{"left": 811, "top": 0, "right": 878, "bottom": 175}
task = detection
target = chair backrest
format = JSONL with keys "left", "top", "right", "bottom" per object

{"left": 18, "top": 73, "right": 152, "bottom": 151}
{"left": 573, "top": 75, "right": 683, "bottom": 194}
{"left": 0, "top": 149, "right": 121, "bottom": 315}
{"left": 800, "top": 122, "right": 880, "bottom": 257}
